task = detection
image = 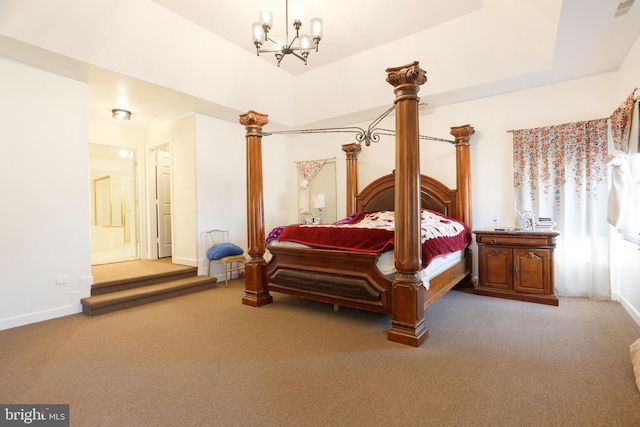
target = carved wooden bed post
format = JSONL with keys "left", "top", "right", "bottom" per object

{"left": 342, "top": 142, "right": 361, "bottom": 216}
{"left": 239, "top": 110, "right": 273, "bottom": 307}
{"left": 386, "top": 61, "right": 429, "bottom": 347}
{"left": 451, "top": 124, "right": 475, "bottom": 229}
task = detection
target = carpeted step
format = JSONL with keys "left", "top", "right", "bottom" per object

{"left": 81, "top": 276, "right": 218, "bottom": 316}
{"left": 91, "top": 267, "right": 199, "bottom": 296}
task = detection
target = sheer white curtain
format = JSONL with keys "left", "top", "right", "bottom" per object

{"left": 513, "top": 119, "right": 610, "bottom": 299}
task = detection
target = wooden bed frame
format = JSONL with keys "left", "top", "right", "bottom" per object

{"left": 238, "top": 62, "right": 474, "bottom": 346}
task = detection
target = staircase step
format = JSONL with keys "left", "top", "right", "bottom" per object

{"left": 91, "top": 267, "right": 198, "bottom": 296}
{"left": 81, "top": 276, "right": 218, "bottom": 316}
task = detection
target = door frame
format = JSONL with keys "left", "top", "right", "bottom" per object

{"left": 88, "top": 143, "right": 141, "bottom": 265}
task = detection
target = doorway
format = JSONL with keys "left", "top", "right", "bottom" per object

{"left": 89, "top": 144, "right": 139, "bottom": 265}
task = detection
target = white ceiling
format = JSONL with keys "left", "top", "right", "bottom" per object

{"left": 151, "top": 0, "right": 486, "bottom": 76}
{"left": 3, "top": 0, "right": 640, "bottom": 131}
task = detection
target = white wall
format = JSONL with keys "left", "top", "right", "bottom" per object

{"left": 148, "top": 115, "right": 198, "bottom": 266}
{"left": 612, "top": 235, "right": 640, "bottom": 324}
{"left": 194, "top": 114, "right": 246, "bottom": 276}
{"left": 194, "top": 113, "right": 291, "bottom": 277}
{"left": 0, "top": 57, "right": 91, "bottom": 330}
{"left": 611, "top": 33, "right": 640, "bottom": 320}
{"left": 617, "top": 27, "right": 640, "bottom": 98}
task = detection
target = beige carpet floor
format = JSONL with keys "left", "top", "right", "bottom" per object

{"left": 1, "top": 281, "right": 639, "bottom": 426}
{"left": 91, "top": 258, "right": 194, "bottom": 283}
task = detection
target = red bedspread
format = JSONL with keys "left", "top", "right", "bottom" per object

{"left": 276, "top": 210, "right": 471, "bottom": 267}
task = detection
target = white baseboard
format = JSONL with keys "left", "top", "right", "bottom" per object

{"left": 0, "top": 305, "right": 79, "bottom": 332}
{"left": 615, "top": 291, "right": 640, "bottom": 327}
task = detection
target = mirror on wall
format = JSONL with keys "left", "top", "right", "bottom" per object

{"left": 89, "top": 144, "right": 138, "bottom": 265}
{"left": 297, "top": 160, "right": 337, "bottom": 224}
{"left": 94, "top": 175, "right": 127, "bottom": 229}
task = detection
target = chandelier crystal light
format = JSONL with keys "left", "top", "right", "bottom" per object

{"left": 252, "top": 0, "right": 323, "bottom": 67}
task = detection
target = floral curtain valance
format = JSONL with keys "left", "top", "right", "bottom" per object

{"left": 513, "top": 118, "right": 608, "bottom": 210}
{"left": 609, "top": 90, "right": 637, "bottom": 153}
{"left": 296, "top": 159, "right": 327, "bottom": 181}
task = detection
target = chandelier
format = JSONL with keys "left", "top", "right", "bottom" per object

{"left": 252, "top": 0, "right": 323, "bottom": 67}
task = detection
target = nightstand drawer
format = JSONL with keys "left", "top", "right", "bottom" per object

{"left": 475, "top": 234, "right": 552, "bottom": 247}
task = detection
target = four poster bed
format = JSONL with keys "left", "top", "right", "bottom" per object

{"left": 239, "top": 62, "right": 474, "bottom": 346}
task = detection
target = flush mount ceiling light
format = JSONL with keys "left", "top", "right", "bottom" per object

{"left": 252, "top": 0, "right": 323, "bottom": 67}
{"left": 111, "top": 109, "right": 131, "bottom": 120}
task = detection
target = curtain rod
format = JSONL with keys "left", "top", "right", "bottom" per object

{"left": 292, "top": 157, "right": 336, "bottom": 163}
{"left": 507, "top": 89, "right": 640, "bottom": 133}
{"left": 507, "top": 116, "right": 611, "bottom": 133}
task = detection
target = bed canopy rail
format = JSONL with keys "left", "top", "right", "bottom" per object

{"left": 261, "top": 104, "right": 458, "bottom": 146}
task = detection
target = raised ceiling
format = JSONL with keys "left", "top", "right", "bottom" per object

{"left": 1, "top": 0, "right": 639, "bottom": 131}
{"left": 152, "top": 0, "right": 486, "bottom": 75}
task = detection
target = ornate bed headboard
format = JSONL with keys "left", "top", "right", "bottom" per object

{"left": 343, "top": 124, "right": 473, "bottom": 228}
{"left": 354, "top": 172, "right": 459, "bottom": 219}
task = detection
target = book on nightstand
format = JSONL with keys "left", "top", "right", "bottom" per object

{"left": 535, "top": 217, "right": 557, "bottom": 230}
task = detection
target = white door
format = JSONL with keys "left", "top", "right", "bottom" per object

{"left": 156, "top": 150, "right": 172, "bottom": 258}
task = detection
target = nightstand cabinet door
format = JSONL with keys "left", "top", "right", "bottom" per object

{"left": 513, "top": 248, "right": 550, "bottom": 294}
{"left": 472, "top": 230, "right": 559, "bottom": 306}
{"left": 479, "top": 246, "right": 512, "bottom": 290}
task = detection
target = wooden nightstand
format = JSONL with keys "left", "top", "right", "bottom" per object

{"left": 473, "top": 230, "right": 559, "bottom": 306}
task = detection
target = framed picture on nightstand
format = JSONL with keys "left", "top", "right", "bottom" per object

{"left": 521, "top": 211, "right": 535, "bottom": 231}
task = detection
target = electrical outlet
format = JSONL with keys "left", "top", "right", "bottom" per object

{"left": 55, "top": 275, "right": 68, "bottom": 285}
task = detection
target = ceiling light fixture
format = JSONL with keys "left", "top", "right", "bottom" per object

{"left": 252, "top": 0, "right": 323, "bottom": 67}
{"left": 111, "top": 109, "right": 131, "bottom": 120}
